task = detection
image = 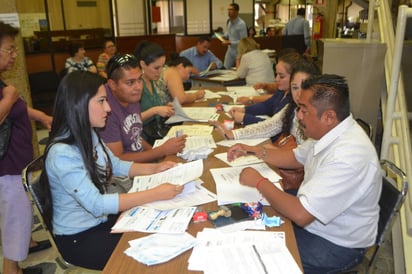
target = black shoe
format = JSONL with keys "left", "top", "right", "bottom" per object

{"left": 28, "top": 240, "right": 51, "bottom": 254}
{"left": 22, "top": 266, "right": 43, "bottom": 274}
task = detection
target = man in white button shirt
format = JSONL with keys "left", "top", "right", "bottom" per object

{"left": 228, "top": 74, "right": 381, "bottom": 274}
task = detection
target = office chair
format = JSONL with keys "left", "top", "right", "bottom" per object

{"left": 22, "top": 156, "right": 101, "bottom": 273}
{"left": 345, "top": 159, "right": 408, "bottom": 274}
{"left": 356, "top": 118, "right": 373, "bottom": 140}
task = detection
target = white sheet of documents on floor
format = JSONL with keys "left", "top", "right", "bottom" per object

{"left": 125, "top": 232, "right": 197, "bottom": 266}
{"left": 210, "top": 163, "right": 282, "bottom": 205}
{"left": 165, "top": 97, "right": 217, "bottom": 124}
{"left": 130, "top": 159, "right": 203, "bottom": 192}
{"left": 111, "top": 206, "right": 196, "bottom": 233}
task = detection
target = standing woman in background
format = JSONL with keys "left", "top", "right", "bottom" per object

{"left": 0, "top": 21, "right": 52, "bottom": 274}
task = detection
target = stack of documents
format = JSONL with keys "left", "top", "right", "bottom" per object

{"left": 188, "top": 228, "right": 302, "bottom": 274}
{"left": 125, "top": 232, "right": 197, "bottom": 266}
{"left": 165, "top": 98, "right": 217, "bottom": 124}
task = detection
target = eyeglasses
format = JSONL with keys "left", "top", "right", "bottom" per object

{"left": 0, "top": 46, "right": 18, "bottom": 55}
{"left": 106, "top": 54, "right": 138, "bottom": 79}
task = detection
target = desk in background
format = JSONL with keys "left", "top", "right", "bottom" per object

{"left": 191, "top": 70, "right": 245, "bottom": 88}
{"left": 102, "top": 94, "right": 302, "bottom": 274}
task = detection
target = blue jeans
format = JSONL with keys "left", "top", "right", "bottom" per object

{"left": 293, "top": 225, "right": 366, "bottom": 274}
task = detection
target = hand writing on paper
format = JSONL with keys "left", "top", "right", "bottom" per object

{"left": 239, "top": 167, "right": 263, "bottom": 188}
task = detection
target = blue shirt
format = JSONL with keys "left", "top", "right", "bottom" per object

{"left": 180, "top": 47, "right": 223, "bottom": 73}
{"left": 46, "top": 131, "right": 132, "bottom": 235}
{"left": 244, "top": 91, "right": 291, "bottom": 142}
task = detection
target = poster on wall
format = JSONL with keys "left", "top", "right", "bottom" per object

{"left": 0, "top": 13, "right": 20, "bottom": 28}
{"left": 19, "top": 13, "right": 47, "bottom": 37}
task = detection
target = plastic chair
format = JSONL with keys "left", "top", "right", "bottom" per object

{"left": 22, "top": 156, "right": 101, "bottom": 273}
{"left": 346, "top": 159, "right": 408, "bottom": 274}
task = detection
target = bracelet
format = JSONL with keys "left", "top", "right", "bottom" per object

{"left": 256, "top": 177, "right": 268, "bottom": 191}
{"left": 259, "top": 146, "right": 267, "bottom": 160}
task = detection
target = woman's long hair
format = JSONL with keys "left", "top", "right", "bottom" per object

{"left": 281, "top": 59, "right": 320, "bottom": 136}
{"left": 40, "top": 71, "right": 109, "bottom": 230}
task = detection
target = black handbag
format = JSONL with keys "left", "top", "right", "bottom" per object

{"left": 142, "top": 117, "right": 171, "bottom": 146}
{"left": 0, "top": 118, "right": 12, "bottom": 160}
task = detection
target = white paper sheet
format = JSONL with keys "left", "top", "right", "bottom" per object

{"left": 130, "top": 159, "right": 203, "bottom": 192}
{"left": 125, "top": 232, "right": 197, "bottom": 266}
{"left": 165, "top": 98, "right": 217, "bottom": 124}
{"left": 214, "top": 152, "right": 263, "bottom": 167}
{"left": 142, "top": 179, "right": 217, "bottom": 210}
{"left": 188, "top": 228, "right": 302, "bottom": 274}
{"left": 186, "top": 89, "right": 222, "bottom": 99}
{"left": 216, "top": 138, "right": 269, "bottom": 147}
{"left": 166, "top": 124, "right": 214, "bottom": 137}
{"left": 111, "top": 206, "right": 196, "bottom": 233}
{"left": 210, "top": 163, "right": 282, "bottom": 205}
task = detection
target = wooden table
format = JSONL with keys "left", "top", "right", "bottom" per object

{"left": 103, "top": 94, "right": 302, "bottom": 274}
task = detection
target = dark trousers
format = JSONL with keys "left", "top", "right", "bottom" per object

{"left": 293, "top": 225, "right": 366, "bottom": 274}
{"left": 55, "top": 214, "right": 122, "bottom": 270}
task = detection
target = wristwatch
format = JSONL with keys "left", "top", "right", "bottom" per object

{"left": 248, "top": 96, "right": 254, "bottom": 104}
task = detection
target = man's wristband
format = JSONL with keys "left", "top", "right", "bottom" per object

{"left": 256, "top": 177, "right": 268, "bottom": 191}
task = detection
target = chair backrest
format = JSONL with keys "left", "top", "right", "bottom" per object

{"left": 376, "top": 160, "right": 408, "bottom": 245}
{"left": 368, "top": 160, "right": 408, "bottom": 270}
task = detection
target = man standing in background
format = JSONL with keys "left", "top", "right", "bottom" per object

{"left": 283, "top": 7, "right": 312, "bottom": 54}
{"left": 221, "top": 3, "right": 247, "bottom": 68}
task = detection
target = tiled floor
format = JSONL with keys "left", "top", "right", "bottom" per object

{"left": 0, "top": 129, "right": 396, "bottom": 274}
